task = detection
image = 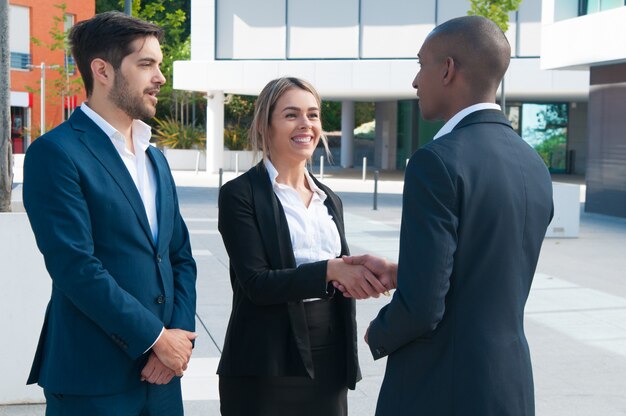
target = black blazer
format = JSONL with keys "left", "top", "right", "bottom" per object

{"left": 217, "top": 162, "right": 361, "bottom": 389}
{"left": 368, "top": 110, "right": 553, "bottom": 415}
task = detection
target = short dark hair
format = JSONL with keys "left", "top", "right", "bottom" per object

{"left": 69, "top": 11, "right": 163, "bottom": 96}
{"left": 429, "top": 15, "right": 510, "bottom": 93}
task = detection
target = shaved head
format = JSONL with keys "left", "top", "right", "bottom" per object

{"left": 427, "top": 15, "right": 510, "bottom": 96}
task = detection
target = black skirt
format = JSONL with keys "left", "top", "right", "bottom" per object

{"left": 219, "top": 297, "right": 348, "bottom": 416}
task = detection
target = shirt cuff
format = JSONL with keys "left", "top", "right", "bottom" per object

{"left": 144, "top": 326, "right": 165, "bottom": 354}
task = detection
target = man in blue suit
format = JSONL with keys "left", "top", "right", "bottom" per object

{"left": 23, "top": 12, "right": 197, "bottom": 415}
{"left": 344, "top": 16, "right": 554, "bottom": 415}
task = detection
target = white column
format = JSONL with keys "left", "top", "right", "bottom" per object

{"left": 205, "top": 91, "right": 224, "bottom": 174}
{"left": 340, "top": 100, "right": 355, "bottom": 168}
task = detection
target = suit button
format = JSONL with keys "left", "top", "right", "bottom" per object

{"left": 156, "top": 254, "right": 162, "bottom": 263}
{"left": 156, "top": 295, "right": 165, "bottom": 304}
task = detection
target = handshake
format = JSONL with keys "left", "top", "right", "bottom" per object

{"left": 327, "top": 254, "right": 398, "bottom": 300}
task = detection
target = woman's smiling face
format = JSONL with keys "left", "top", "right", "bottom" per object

{"left": 268, "top": 88, "right": 322, "bottom": 165}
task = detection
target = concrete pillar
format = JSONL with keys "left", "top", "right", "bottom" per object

{"left": 205, "top": 91, "right": 224, "bottom": 174}
{"left": 374, "top": 101, "right": 398, "bottom": 170}
{"left": 340, "top": 101, "right": 355, "bottom": 168}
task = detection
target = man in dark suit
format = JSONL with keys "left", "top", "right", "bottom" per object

{"left": 345, "top": 16, "right": 554, "bottom": 415}
{"left": 23, "top": 12, "right": 196, "bottom": 415}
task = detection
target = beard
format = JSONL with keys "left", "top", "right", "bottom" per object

{"left": 108, "top": 70, "right": 157, "bottom": 120}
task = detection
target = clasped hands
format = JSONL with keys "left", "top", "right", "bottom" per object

{"left": 140, "top": 328, "right": 197, "bottom": 385}
{"left": 327, "top": 254, "right": 398, "bottom": 300}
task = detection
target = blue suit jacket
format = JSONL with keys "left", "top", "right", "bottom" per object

{"left": 23, "top": 108, "right": 196, "bottom": 395}
{"left": 368, "top": 110, "right": 553, "bottom": 415}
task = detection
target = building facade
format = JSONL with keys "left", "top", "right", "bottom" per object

{"left": 9, "top": 0, "right": 94, "bottom": 153}
{"left": 174, "top": 0, "right": 590, "bottom": 176}
{"left": 542, "top": 0, "right": 626, "bottom": 217}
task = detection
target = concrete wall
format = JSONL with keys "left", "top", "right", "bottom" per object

{"left": 585, "top": 63, "right": 626, "bottom": 218}
{"left": 541, "top": 2, "right": 626, "bottom": 69}
{"left": 0, "top": 212, "right": 49, "bottom": 404}
{"left": 374, "top": 101, "right": 398, "bottom": 170}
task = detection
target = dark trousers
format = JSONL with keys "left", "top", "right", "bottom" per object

{"left": 220, "top": 298, "right": 348, "bottom": 416}
{"left": 44, "top": 377, "right": 183, "bottom": 416}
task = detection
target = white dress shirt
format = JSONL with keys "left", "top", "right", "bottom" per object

{"left": 80, "top": 102, "right": 163, "bottom": 350}
{"left": 80, "top": 103, "right": 159, "bottom": 243}
{"left": 433, "top": 103, "right": 501, "bottom": 140}
{"left": 264, "top": 159, "right": 342, "bottom": 270}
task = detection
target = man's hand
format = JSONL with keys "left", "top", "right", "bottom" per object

{"left": 342, "top": 254, "right": 398, "bottom": 293}
{"left": 151, "top": 328, "right": 197, "bottom": 376}
{"left": 141, "top": 352, "right": 176, "bottom": 385}
{"left": 326, "top": 258, "right": 388, "bottom": 299}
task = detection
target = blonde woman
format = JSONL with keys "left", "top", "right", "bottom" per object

{"left": 217, "top": 77, "right": 387, "bottom": 415}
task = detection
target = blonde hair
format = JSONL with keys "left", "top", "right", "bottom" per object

{"left": 249, "top": 77, "right": 330, "bottom": 163}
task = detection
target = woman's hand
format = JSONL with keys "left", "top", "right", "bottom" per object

{"left": 326, "top": 258, "right": 388, "bottom": 299}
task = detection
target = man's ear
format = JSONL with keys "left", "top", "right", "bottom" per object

{"left": 442, "top": 57, "right": 457, "bottom": 86}
{"left": 90, "top": 58, "right": 112, "bottom": 89}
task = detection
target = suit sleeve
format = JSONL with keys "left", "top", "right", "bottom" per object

{"left": 166, "top": 173, "right": 197, "bottom": 332}
{"left": 368, "top": 148, "right": 458, "bottom": 359}
{"left": 218, "top": 180, "right": 331, "bottom": 306}
{"left": 23, "top": 138, "right": 163, "bottom": 359}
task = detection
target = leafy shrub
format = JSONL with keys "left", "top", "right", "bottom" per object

{"left": 152, "top": 117, "right": 205, "bottom": 149}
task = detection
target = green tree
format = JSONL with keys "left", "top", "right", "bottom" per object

{"left": 224, "top": 95, "right": 255, "bottom": 150}
{"left": 468, "top": 0, "right": 522, "bottom": 32}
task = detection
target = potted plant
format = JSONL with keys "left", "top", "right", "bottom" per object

{"left": 152, "top": 117, "right": 206, "bottom": 170}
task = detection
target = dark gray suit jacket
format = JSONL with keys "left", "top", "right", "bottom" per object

{"left": 368, "top": 110, "right": 553, "bottom": 415}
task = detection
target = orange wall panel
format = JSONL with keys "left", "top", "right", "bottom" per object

{"left": 10, "top": 0, "right": 95, "bottom": 134}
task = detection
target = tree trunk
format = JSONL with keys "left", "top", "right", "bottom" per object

{"left": 0, "top": 0, "right": 14, "bottom": 212}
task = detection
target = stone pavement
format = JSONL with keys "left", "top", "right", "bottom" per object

{"left": 2, "top": 169, "right": 625, "bottom": 415}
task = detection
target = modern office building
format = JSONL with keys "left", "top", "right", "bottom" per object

{"left": 8, "top": 0, "right": 93, "bottom": 153}
{"left": 174, "top": 0, "right": 590, "bottom": 177}
{"left": 542, "top": 0, "right": 626, "bottom": 217}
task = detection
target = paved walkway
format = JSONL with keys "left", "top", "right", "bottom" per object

{"left": 2, "top": 169, "right": 625, "bottom": 415}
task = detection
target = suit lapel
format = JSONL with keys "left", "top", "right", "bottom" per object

{"left": 249, "top": 162, "right": 295, "bottom": 268}
{"left": 248, "top": 162, "right": 314, "bottom": 377}
{"left": 147, "top": 146, "right": 173, "bottom": 252}
{"left": 312, "top": 175, "right": 349, "bottom": 256}
{"left": 70, "top": 109, "right": 155, "bottom": 247}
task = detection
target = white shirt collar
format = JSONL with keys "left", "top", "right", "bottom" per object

{"left": 433, "top": 103, "right": 501, "bottom": 140}
{"left": 80, "top": 102, "right": 152, "bottom": 152}
{"left": 264, "top": 158, "right": 328, "bottom": 203}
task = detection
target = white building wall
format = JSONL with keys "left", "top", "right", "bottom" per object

{"left": 191, "top": 0, "right": 215, "bottom": 60}
{"left": 287, "top": 0, "right": 359, "bottom": 59}
{"left": 541, "top": 4, "right": 626, "bottom": 69}
{"left": 360, "top": 0, "right": 435, "bottom": 58}
{"left": 518, "top": 0, "right": 542, "bottom": 56}
{"left": 9, "top": 5, "right": 30, "bottom": 54}
{"left": 216, "top": 0, "right": 286, "bottom": 59}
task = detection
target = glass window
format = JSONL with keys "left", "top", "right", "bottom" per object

{"left": 521, "top": 103, "right": 569, "bottom": 173}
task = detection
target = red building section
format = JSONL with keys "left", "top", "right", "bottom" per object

{"left": 9, "top": 0, "right": 95, "bottom": 153}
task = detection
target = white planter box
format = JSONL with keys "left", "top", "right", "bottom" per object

{"left": 163, "top": 148, "right": 206, "bottom": 171}
{"left": 545, "top": 182, "right": 581, "bottom": 238}
{"left": 0, "top": 212, "right": 48, "bottom": 404}
{"left": 222, "top": 150, "right": 258, "bottom": 172}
